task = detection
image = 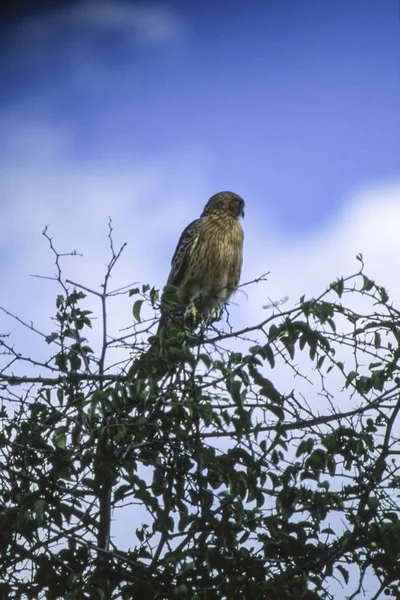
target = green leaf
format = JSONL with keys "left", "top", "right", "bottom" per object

{"left": 282, "top": 336, "right": 295, "bottom": 359}
{"left": 176, "top": 585, "right": 189, "bottom": 596}
{"left": 305, "top": 449, "right": 327, "bottom": 472}
{"left": 374, "top": 331, "right": 381, "bottom": 348}
{"left": 57, "top": 388, "right": 64, "bottom": 406}
{"left": 53, "top": 427, "right": 67, "bottom": 449}
{"left": 199, "top": 353, "right": 212, "bottom": 368}
{"left": 132, "top": 299, "right": 144, "bottom": 322}
{"left": 296, "top": 438, "right": 314, "bottom": 457}
{"left": 150, "top": 287, "right": 159, "bottom": 305}
{"left": 362, "top": 275, "right": 374, "bottom": 291}
{"left": 259, "top": 380, "right": 281, "bottom": 403}
{"left": 34, "top": 499, "right": 46, "bottom": 525}
{"left": 345, "top": 371, "right": 357, "bottom": 387}
{"left": 268, "top": 323, "right": 279, "bottom": 342}
{"left": 379, "top": 286, "right": 389, "bottom": 303}
{"left": 331, "top": 277, "right": 344, "bottom": 297}
{"left": 337, "top": 565, "right": 349, "bottom": 584}
{"left": 55, "top": 352, "right": 68, "bottom": 372}
{"left": 264, "top": 344, "right": 275, "bottom": 368}
{"left": 229, "top": 379, "right": 243, "bottom": 407}
{"left": 163, "top": 284, "right": 179, "bottom": 295}
{"left": 45, "top": 332, "right": 58, "bottom": 344}
{"left": 114, "top": 484, "right": 132, "bottom": 503}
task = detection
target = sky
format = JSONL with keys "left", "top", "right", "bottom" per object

{"left": 0, "top": 0, "right": 398, "bottom": 329}
{"left": 0, "top": 0, "right": 400, "bottom": 596}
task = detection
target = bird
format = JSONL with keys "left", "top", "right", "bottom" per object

{"left": 160, "top": 191, "right": 245, "bottom": 328}
{"left": 127, "top": 191, "right": 244, "bottom": 382}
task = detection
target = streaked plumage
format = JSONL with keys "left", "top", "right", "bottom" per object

{"left": 165, "top": 191, "right": 245, "bottom": 317}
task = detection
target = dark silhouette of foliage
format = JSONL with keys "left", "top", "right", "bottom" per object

{"left": 1, "top": 228, "right": 400, "bottom": 600}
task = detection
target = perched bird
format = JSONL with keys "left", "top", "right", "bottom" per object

{"left": 161, "top": 191, "right": 245, "bottom": 325}
{"left": 128, "top": 191, "right": 245, "bottom": 381}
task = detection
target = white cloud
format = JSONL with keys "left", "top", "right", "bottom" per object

{"left": 0, "top": 117, "right": 212, "bottom": 370}
{"left": 1, "top": 114, "right": 399, "bottom": 396}
{"left": 0, "top": 116, "right": 398, "bottom": 600}
{"left": 1, "top": 8, "right": 398, "bottom": 596}
{"left": 1, "top": 113, "right": 400, "bottom": 361}
{"left": 242, "top": 180, "right": 400, "bottom": 322}
{"left": 227, "top": 180, "right": 400, "bottom": 416}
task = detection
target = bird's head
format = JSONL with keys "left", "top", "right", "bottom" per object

{"left": 201, "top": 191, "right": 245, "bottom": 220}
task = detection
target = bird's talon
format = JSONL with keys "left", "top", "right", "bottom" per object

{"left": 184, "top": 302, "right": 200, "bottom": 327}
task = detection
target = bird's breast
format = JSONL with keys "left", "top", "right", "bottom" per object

{"left": 180, "top": 216, "right": 243, "bottom": 314}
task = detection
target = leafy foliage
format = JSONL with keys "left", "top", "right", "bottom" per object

{"left": 1, "top": 235, "right": 400, "bottom": 600}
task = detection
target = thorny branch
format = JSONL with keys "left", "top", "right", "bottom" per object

{"left": 1, "top": 235, "right": 400, "bottom": 599}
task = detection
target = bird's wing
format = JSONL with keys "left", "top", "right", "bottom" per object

{"left": 167, "top": 218, "right": 200, "bottom": 287}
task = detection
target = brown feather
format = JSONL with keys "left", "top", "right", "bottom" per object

{"left": 165, "top": 191, "right": 244, "bottom": 317}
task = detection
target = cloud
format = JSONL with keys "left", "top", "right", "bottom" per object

{"left": 242, "top": 180, "right": 400, "bottom": 320}
{"left": 0, "top": 116, "right": 212, "bottom": 370}
{"left": 1, "top": 112, "right": 399, "bottom": 391}
{"left": 1, "top": 112, "right": 399, "bottom": 363}
{"left": 230, "top": 180, "right": 400, "bottom": 403}
{"left": 0, "top": 107, "right": 398, "bottom": 600}
{"left": 0, "top": 7, "right": 397, "bottom": 596}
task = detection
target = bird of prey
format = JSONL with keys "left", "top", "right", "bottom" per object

{"left": 161, "top": 191, "right": 245, "bottom": 326}
{"left": 128, "top": 191, "right": 244, "bottom": 381}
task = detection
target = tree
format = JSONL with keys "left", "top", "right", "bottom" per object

{"left": 1, "top": 228, "right": 400, "bottom": 600}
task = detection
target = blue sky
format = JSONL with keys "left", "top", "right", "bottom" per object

{"left": 1, "top": 0, "right": 400, "bottom": 405}
{"left": 1, "top": 0, "right": 399, "bottom": 233}
{"left": 0, "top": 0, "right": 399, "bottom": 316}
{"left": 1, "top": 2, "right": 400, "bottom": 597}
